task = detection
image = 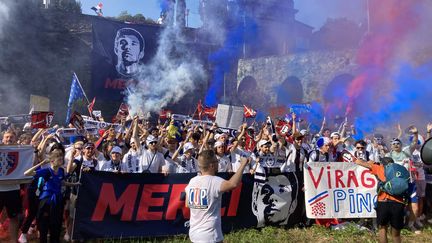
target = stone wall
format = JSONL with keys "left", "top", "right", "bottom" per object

{"left": 236, "top": 49, "right": 358, "bottom": 108}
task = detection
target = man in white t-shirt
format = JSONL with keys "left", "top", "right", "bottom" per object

{"left": 122, "top": 138, "right": 142, "bottom": 173}
{"left": 185, "top": 150, "right": 249, "bottom": 243}
{"left": 140, "top": 135, "right": 165, "bottom": 173}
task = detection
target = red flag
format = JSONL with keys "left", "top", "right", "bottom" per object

{"left": 243, "top": 105, "right": 257, "bottom": 118}
{"left": 159, "top": 109, "right": 172, "bottom": 119}
{"left": 113, "top": 103, "right": 129, "bottom": 123}
{"left": 87, "top": 97, "right": 96, "bottom": 116}
{"left": 31, "top": 112, "right": 54, "bottom": 129}
{"left": 192, "top": 100, "right": 204, "bottom": 119}
{"left": 203, "top": 107, "right": 217, "bottom": 119}
{"left": 69, "top": 111, "right": 84, "bottom": 130}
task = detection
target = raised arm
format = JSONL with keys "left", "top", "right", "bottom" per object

{"left": 220, "top": 156, "right": 250, "bottom": 192}
{"left": 24, "top": 159, "right": 49, "bottom": 177}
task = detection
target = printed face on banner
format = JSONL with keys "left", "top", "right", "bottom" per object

{"left": 0, "top": 152, "right": 19, "bottom": 176}
{"left": 114, "top": 28, "right": 145, "bottom": 78}
{"left": 252, "top": 174, "right": 298, "bottom": 227}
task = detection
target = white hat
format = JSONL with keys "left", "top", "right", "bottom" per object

{"left": 257, "top": 140, "right": 271, "bottom": 148}
{"left": 183, "top": 142, "right": 195, "bottom": 153}
{"left": 146, "top": 135, "right": 158, "bottom": 145}
{"left": 330, "top": 132, "right": 340, "bottom": 138}
{"left": 111, "top": 146, "right": 122, "bottom": 154}
{"left": 214, "top": 141, "right": 225, "bottom": 148}
{"left": 214, "top": 133, "right": 227, "bottom": 140}
{"left": 300, "top": 129, "right": 308, "bottom": 136}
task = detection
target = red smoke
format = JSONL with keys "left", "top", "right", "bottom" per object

{"left": 344, "top": 0, "right": 420, "bottom": 116}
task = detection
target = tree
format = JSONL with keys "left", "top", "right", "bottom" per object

{"left": 117, "top": 11, "right": 133, "bottom": 22}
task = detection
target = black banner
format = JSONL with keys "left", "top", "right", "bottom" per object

{"left": 72, "top": 171, "right": 304, "bottom": 240}
{"left": 91, "top": 17, "right": 161, "bottom": 100}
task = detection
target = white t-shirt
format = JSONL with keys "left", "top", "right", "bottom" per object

{"left": 386, "top": 147, "right": 412, "bottom": 170}
{"left": 176, "top": 155, "right": 198, "bottom": 173}
{"left": 185, "top": 175, "right": 225, "bottom": 243}
{"left": 230, "top": 147, "right": 254, "bottom": 173}
{"left": 216, "top": 154, "right": 232, "bottom": 172}
{"left": 99, "top": 160, "right": 122, "bottom": 172}
{"left": 122, "top": 149, "right": 142, "bottom": 173}
{"left": 140, "top": 149, "right": 165, "bottom": 173}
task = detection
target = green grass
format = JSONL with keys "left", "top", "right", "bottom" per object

{"left": 9, "top": 224, "right": 432, "bottom": 242}
{"left": 99, "top": 224, "right": 432, "bottom": 243}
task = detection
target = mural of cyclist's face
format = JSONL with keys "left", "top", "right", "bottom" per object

{"left": 252, "top": 174, "right": 298, "bottom": 227}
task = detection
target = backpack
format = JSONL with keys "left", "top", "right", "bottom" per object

{"left": 309, "top": 150, "right": 329, "bottom": 162}
{"left": 378, "top": 163, "right": 410, "bottom": 197}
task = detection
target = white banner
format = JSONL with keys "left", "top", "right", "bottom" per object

{"left": 0, "top": 145, "right": 34, "bottom": 182}
{"left": 304, "top": 162, "right": 378, "bottom": 218}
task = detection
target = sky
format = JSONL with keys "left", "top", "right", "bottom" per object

{"left": 80, "top": 0, "right": 367, "bottom": 30}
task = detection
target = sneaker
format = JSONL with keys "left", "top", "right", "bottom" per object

{"left": 419, "top": 214, "right": 426, "bottom": 220}
{"left": 428, "top": 218, "right": 432, "bottom": 224}
{"left": 408, "top": 225, "right": 421, "bottom": 234}
{"left": 64, "top": 233, "right": 70, "bottom": 242}
{"left": 18, "top": 233, "right": 28, "bottom": 243}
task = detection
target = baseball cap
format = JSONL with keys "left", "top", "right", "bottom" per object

{"left": 111, "top": 146, "right": 122, "bottom": 154}
{"left": 146, "top": 135, "right": 158, "bottom": 145}
{"left": 214, "top": 133, "right": 227, "bottom": 140}
{"left": 84, "top": 142, "right": 95, "bottom": 149}
{"left": 330, "top": 132, "right": 340, "bottom": 138}
{"left": 183, "top": 142, "right": 195, "bottom": 153}
{"left": 300, "top": 129, "right": 308, "bottom": 136}
{"left": 257, "top": 140, "right": 271, "bottom": 148}
{"left": 293, "top": 132, "right": 304, "bottom": 140}
{"left": 391, "top": 138, "right": 402, "bottom": 145}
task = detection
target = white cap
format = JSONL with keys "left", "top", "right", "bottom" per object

{"left": 214, "top": 133, "right": 227, "bottom": 140}
{"left": 330, "top": 132, "right": 340, "bottom": 138}
{"left": 257, "top": 140, "right": 271, "bottom": 148}
{"left": 214, "top": 141, "right": 225, "bottom": 148}
{"left": 111, "top": 146, "right": 122, "bottom": 154}
{"left": 300, "top": 129, "right": 308, "bottom": 135}
{"left": 183, "top": 142, "right": 195, "bottom": 153}
{"left": 146, "top": 135, "right": 158, "bottom": 145}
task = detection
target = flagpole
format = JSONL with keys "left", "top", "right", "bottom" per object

{"left": 73, "top": 72, "right": 91, "bottom": 104}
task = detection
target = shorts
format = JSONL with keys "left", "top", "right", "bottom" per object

{"left": 408, "top": 182, "right": 418, "bottom": 204}
{"left": 376, "top": 201, "right": 405, "bottom": 230}
{"left": 416, "top": 180, "right": 426, "bottom": 198}
{"left": 0, "top": 190, "right": 22, "bottom": 218}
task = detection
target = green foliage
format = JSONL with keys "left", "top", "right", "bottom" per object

{"left": 116, "top": 11, "right": 157, "bottom": 25}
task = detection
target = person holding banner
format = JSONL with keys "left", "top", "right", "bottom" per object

{"left": 185, "top": 150, "right": 250, "bottom": 243}
{"left": 0, "top": 130, "right": 21, "bottom": 243}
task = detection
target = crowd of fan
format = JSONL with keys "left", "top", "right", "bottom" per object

{"left": 1, "top": 113, "right": 432, "bottom": 242}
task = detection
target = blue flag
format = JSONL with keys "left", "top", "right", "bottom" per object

{"left": 66, "top": 73, "right": 86, "bottom": 124}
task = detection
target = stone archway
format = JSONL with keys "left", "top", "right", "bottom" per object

{"left": 237, "top": 75, "right": 265, "bottom": 109}
{"left": 276, "top": 76, "right": 303, "bottom": 105}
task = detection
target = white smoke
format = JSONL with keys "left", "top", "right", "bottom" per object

{"left": 0, "top": 1, "right": 10, "bottom": 37}
{"left": 126, "top": 20, "right": 206, "bottom": 115}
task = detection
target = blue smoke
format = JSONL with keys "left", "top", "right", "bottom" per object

{"left": 204, "top": 7, "right": 257, "bottom": 106}
{"left": 354, "top": 62, "right": 432, "bottom": 135}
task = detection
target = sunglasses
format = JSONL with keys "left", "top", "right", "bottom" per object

{"left": 85, "top": 147, "right": 94, "bottom": 150}
{"left": 149, "top": 141, "right": 157, "bottom": 145}
{"left": 356, "top": 146, "right": 365, "bottom": 149}
{"left": 392, "top": 142, "right": 401, "bottom": 146}
{"left": 75, "top": 147, "right": 83, "bottom": 150}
